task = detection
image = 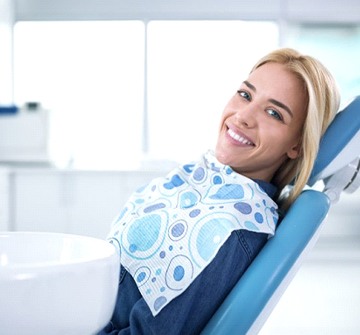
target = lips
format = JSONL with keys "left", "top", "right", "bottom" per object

{"left": 227, "top": 127, "right": 255, "bottom": 146}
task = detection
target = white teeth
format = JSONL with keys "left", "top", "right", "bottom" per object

{"left": 228, "top": 128, "right": 253, "bottom": 145}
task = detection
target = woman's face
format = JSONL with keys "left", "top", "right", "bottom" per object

{"left": 215, "top": 62, "right": 307, "bottom": 182}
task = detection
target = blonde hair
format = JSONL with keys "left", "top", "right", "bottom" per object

{"left": 251, "top": 48, "right": 340, "bottom": 210}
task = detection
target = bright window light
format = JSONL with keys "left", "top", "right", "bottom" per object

{"left": 286, "top": 24, "right": 360, "bottom": 108}
{"left": 147, "top": 21, "right": 279, "bottom": 164}
{"left": 14, "top": 20, "right": 279, "bottom": 169}
{"left": 14, "top": 21, "right": 145, "bottom": 169}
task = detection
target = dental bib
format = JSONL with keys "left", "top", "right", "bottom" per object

{"left": 108, "top": 151, "right": 278, "bottom": 316}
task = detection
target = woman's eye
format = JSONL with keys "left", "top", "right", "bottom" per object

{"left": 267, "top": 108, "right": 283, "bottom": 121}
{"left": 237, "top": 90, "right": 251, "bottom": 101}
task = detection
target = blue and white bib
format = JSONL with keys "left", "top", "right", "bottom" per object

{"left": 108, "top": 151, "right": 278, "bottom": 316}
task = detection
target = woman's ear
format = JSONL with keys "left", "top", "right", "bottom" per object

{"left": 287, "top": 142, "right": 301, "bottom": 159}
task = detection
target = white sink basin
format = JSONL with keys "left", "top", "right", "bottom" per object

{"left": 0, "top": 232, "right": 120, "bottom": 335}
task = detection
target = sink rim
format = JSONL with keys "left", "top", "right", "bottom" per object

{"left": 0, "top": 231, "right": 117, "bottom": 273}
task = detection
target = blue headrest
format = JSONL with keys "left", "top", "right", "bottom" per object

{"left": 309, "top": 96, "right": 360, "bottom": 185}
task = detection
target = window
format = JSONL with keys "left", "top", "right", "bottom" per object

{"left": 286, "top": 23, "right": 360, "bottom": 108}
{"left": 13, "top": 20, "right": 279, "bottom": 169}
{"left": 147, "top": 21, "right": 279, "bottom": 163}
{"left": 14, "top": 21, "right": 145, "bottom": 169}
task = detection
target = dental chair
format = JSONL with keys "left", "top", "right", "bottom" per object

{"left": 201, "top": 96, "right": 360, "bottom": 335}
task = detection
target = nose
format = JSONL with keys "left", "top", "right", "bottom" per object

{"left": 234, "top": 105, "right": 257, "bottom": 128}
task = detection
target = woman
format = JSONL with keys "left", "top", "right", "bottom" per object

{"left": 98, "top": 48, "right": 340, "bottom": 334}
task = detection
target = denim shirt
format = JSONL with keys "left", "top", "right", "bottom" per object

{"left": 97, "top": 180, "right": 276, "bottom": 335}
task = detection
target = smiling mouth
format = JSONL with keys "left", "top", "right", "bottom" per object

{"left": 227, "top": 128, "right": 255, "bottom": 146}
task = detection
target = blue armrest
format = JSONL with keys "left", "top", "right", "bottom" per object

{"left": 201, "top": 190, "right": 330, "bottom": 335}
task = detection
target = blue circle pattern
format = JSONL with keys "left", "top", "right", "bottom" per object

{"left": 109, "top": 151, "right": 278, "bottom": 316}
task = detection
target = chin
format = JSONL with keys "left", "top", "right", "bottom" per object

{"left": 214, "top": 149, "right": 230, "bottom": 165}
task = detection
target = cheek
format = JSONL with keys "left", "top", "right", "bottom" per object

{"left": 264, "top": 127, "right": 298, "bottom": 150}
{"left": 287, "top": 122, "right": 304, "bottom": 145}
{"left": 221, "top": 97, "right": 238, "bottom": 117}
{"left": 217, "top": 115, "right": 224, "bottom": 132}
{"left": 218, "top": 110, "right": 229, "bottom": 129}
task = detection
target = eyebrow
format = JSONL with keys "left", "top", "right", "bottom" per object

{"left": 243, "top": 80, "right": 294, "bottom": 118}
